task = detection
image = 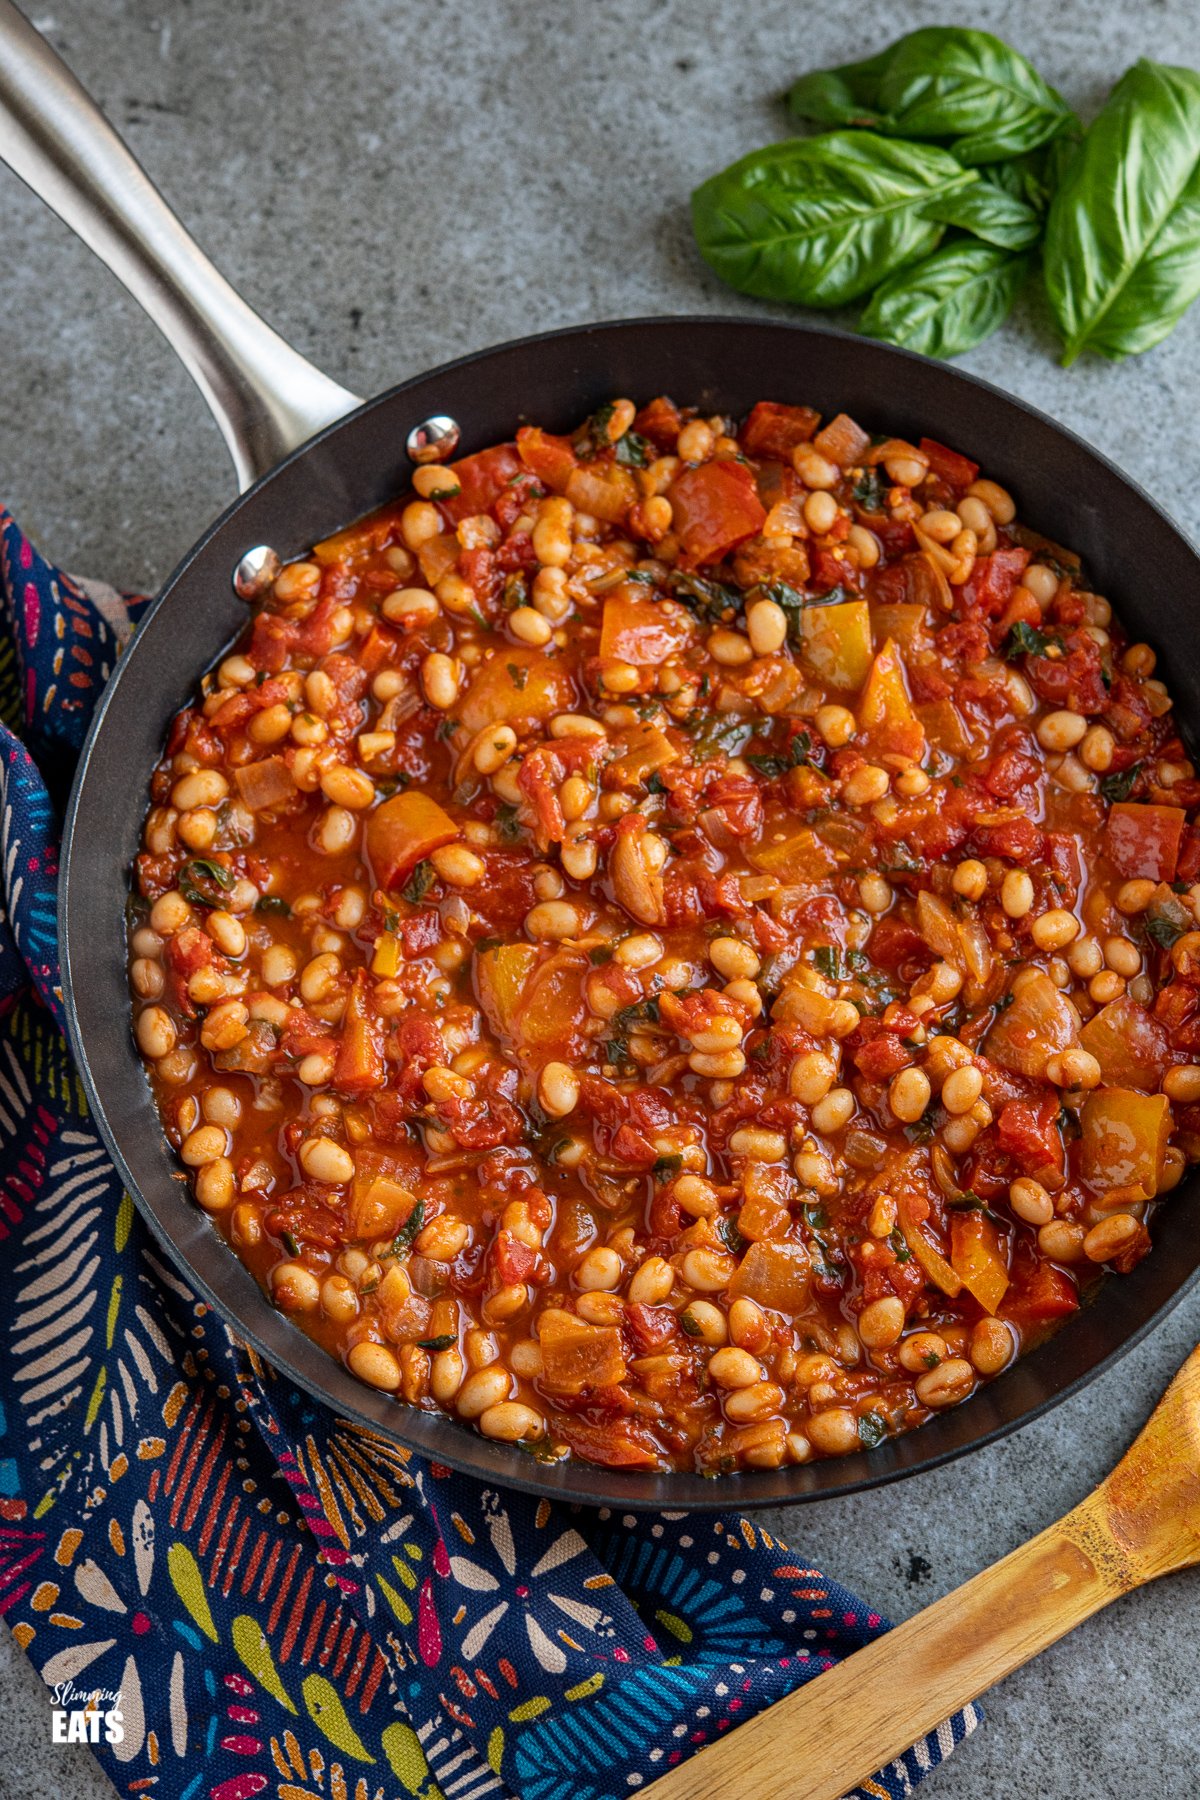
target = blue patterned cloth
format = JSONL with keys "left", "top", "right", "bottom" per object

{"left": 0, "top": 510, "right": 981, "bottom": 1800}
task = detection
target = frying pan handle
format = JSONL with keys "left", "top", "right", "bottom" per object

{"left": 0, "top": 0, "right": 363, "bottom": 489}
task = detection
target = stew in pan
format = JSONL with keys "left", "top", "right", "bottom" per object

{"left": 127, "top": 394, "right": 1200, "bottom": 1473}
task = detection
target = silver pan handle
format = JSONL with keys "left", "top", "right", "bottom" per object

{"left": 0, "top": 0, "right": 363, "bottom": 489}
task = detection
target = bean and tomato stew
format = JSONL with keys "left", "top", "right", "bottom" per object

{"left": 129, "top": 394, "right": 1200, "bottom": 1474}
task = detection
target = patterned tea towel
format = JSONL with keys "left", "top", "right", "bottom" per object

{"left": 0, "top": 509, "right": 981, "bottom": 1800}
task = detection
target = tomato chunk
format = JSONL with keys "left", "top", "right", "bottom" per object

{"left": 739, "top": 400, "right": 820, "bottom": 460}
{"left": 919, "top": 437, "right": 979, "bottom": 492}
{"left": 668, "top": 460, "right": 766, "bottom": 565}
{"left": 515, "top": 425, "right": 577, "bottom": 492}
{"left": 1104, "top": 803, "right": 1186, "bottom": 882}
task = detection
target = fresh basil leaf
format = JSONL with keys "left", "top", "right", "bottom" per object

{"left": 788, "top": 30, "right": 1073, "bottom": 165}
{"left": 416, "top": 1334, "right": 457, "bottom": 1352}
{"left": 1044, "top": 60, "right": 1200, "bottom": 364}
{"left": 873, "top": 28, "right": 1074, "bottom": 165}
{"left": 924, "top": 180, "right": 1042, "bottom": 250}
{"left": 255, "top": 894, "right": 292, "bottom": 916}
{"left": 860, "top": 240, "right": 1030, "bottom": 358}
{"left": 785, "top": 45, "right": 893, "bottom": 129}
{"left": 691, "top": 132, "right": 976, "bottom": 309}
{"left": 989, "top": 132, "right": 1080, "bottom": 215}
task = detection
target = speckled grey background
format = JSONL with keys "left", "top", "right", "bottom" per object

{"left": 3, "top": 2, "right": 1200, "bottom": 1796}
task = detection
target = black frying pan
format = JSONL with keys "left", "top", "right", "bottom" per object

{"left": 5, "top": 1, "right": 1200, "bottom": 1511}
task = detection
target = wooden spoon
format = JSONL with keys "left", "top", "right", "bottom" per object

{"left": 643, "top": 1344, "right": 1200, "bottom": 1800}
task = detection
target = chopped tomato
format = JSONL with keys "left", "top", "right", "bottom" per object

{"left": 668, "top": 459, "right": 766, "bottom": 565}
{"left": 739, "top": 400, "right": 821, "bottom": 460}
{"left": 919, "top": 437, "right": 979, "bottom": 492}
{"left": 1104, "top": 803, "right": 1186, "bottom": 882}
{"left": 515, "top": 425, "right": 577, "bottom": 492}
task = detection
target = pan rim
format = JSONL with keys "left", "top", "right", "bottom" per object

{"left": 57, "top": 310, "right": 1200, "bottom": 1510}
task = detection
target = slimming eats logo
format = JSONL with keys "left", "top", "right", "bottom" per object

{"left": 50, "top": 1680, "right": 125, "bottom": 1745}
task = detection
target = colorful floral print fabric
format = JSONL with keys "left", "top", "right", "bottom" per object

{"left": 0, "top": 510, "right": 980, "bottom": 1800}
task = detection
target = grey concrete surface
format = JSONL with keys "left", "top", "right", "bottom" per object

{"left": 3, "top": 1, "right": 1200, "bottom": 1795}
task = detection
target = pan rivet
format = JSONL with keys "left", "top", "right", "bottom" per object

{"left": 233, "top": 545, "right": 281, "bottom": 600}
{"left": 406, "top": 414, "right": 461, "bottom": 465}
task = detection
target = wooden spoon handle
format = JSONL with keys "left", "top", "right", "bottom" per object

{"left": 642, "top": 1493, "right": 1132, "bottom": 1800}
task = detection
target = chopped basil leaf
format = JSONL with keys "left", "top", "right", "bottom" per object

{"left": 857, "top": 1412, "right": 888, "bottom": 1450}
{"left": 390, "top": 1197, "right": 426, "bottom": 1256}
{"left": 587, "top": 402, "right": 618, "bottom": 450}
{"left": 280, "top": 1230, "right": 300, "bottom": 1258}
{"left": 888, "top": 1226, "right": 912, "bottom": 1264}
{"left": 179, "top": 857, "right": 235, "bottom": 907}
{"left": 691, "top": 712, "right": 755, "bottom": 761}
{"left": 416, "top": 1334, "right": 457, "bottom": 1352}
{"left": 1100, "top": 762, "right": 1142, "bottom": 803}
{"left": 652, "top": 1154, "right": 683, "bottom": 1182}
{"left": 669, "top": 570, "right": 743, "bottom": 624}
{"left": 1146, "top": 914, "right": 1184, "bottom": 949}
{"left": 790, "top": 729, "right": 815, "bottom": 768}
{"left": 717, "top": 1215, "right": 746, "bottom": 1257}
{"left": 853, "top": 468, "right": 887, "bottom": 511}
{"left": 506, "top": 661, "right": 528, "bottom": 691}
{"left": 813, "top": 945, "right": 841, "bottom": 979}
{"left": 679, "top": 1310, "right": 704, "bottom": 1337}
{"left": 614, "top": 430, "right": 651, "bottom": 467}
{"left": 905, "top": 1107, "right": 936, "bottom": 1144}
{"left": 402, "top": 860, "right": 436, "bottom": 905}
{"left": 1003, "top": 619, "right": 1056, "bottom": 659}
{"left": 494, "top": 802, "right": 522, "bottom": 843}
{"left": 255, "top": 895, "right": 291, "bottom": 916}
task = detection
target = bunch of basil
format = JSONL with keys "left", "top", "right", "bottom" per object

{"left": 690, "top": 29, "right": 1200, "bottom": 363}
